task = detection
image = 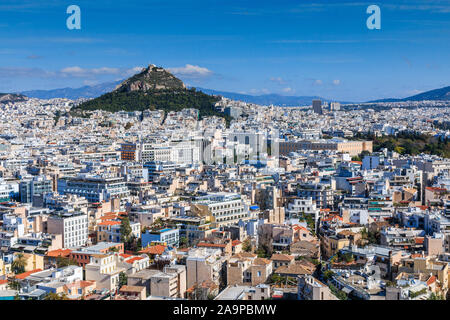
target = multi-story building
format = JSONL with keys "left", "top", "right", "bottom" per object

{"left": 0, "top": 179, "right": 19, "bottom": 202}
{"left": 297, "top": 183, "right": 334, "bottom": 209}
{"left": 142, "top": 228, "right": 179, "bottom": 248}
{"left": 191, "top": 192, "right": 252, "bottom": 228}
{"left": 97, "top": 220, "right": 140, "bottom": 243}
{"left": 186, "top": 248, "right": 226, "bottom": 289}
{"left": 47, "top": 212, "right": 88, "bottom": 249}
{"left": 227, "top": 253, "right": 273, "bottom": 286}
{"left": 279, "top": 139, "right": 372, "bottom": 157}
{"left": 298, "top": 275, "right": 336, "bottom": 300}
{"left": 19, "top": 176, "right": 52, "bottom": 203}
{"left": 85, "top": 253, "right": 125, "bottom": 292}
{"left": 57, "top": 174, "right": 130, "bottom": 203}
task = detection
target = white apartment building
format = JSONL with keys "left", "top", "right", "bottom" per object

{"left": 140, "top": 140, "right": 201, "bottom": 165}
{"left": 286, "top": 198, "right": 319, "bottom": 219}
{"left": 191, "top": 192, "right": 252, "bottom": 227}
{"left": 47, "top": 212, "right": 88, "bottom": 248}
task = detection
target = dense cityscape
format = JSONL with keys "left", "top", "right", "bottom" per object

{"left": 0, "top": 0, "right": 449, "bottom": 311}
{"left": 0, "top": 85, "right": 449, "bottom": 301}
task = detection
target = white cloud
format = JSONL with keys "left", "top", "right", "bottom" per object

{"left": 332, "top": 79, "right": 341, "bottom": 86}
{"left": 314, "top": 79, "right": 323, "bottom": 85}
{"left": 168, "top": 64, "right": 213, "bottom": 78}
{"left": 282, "top": 87, "right": 294, "bottom": 93}
{"left": 60, "top": 66, "right": 121, "bottom": 77}
{"left": 270, "top": 77, "right": 286, "bottom": 84}
{"left": 124, "top": 66, "right": 144, "bottom": 76}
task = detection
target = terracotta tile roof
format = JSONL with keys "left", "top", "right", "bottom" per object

{"left": 427, "top": 275, "right": 437, "bottom": 286}
{"left": 231, "top": 240, "right": 242, "bottom": 246}
{"left": 139, "top": 244, "right": 166, "bottom": 255}
{"left": 426, "top": 187, "right": 447, "bottom": 192}
{"left": 274, "top": 264, "right": 312, "bottom": 275}
{"left": 120, "top": 285, "right": 145, "bottom": 293}
{"left": 0, "top": 279, "right": 7, "bottom": 285}
{"left": 253, "top": 258, "right": 271, "bottom": 265}
{"left": 99, "top": 215, "right": 117, "bottom": 221}
{"left": 46, "top": 249, "right": 72, "bottom": 257}
{"left": 15, "top": 269, "right": 42, "bottom": 280}
{"left": 234, "top": 252, "right": 257, "bottom": 259}
{"left": 271, "top": 254, "right": 294, "bottom": 261}
{"left": 98, "top": 221, "right": 121, "bottom": 226}
{"left": 125, "top": 256, "right": 144, "bottom": 264}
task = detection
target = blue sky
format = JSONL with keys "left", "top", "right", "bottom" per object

{"left": 0, "top": 0, "right": 449, "bottom": 101}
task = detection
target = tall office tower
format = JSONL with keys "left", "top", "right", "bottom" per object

{"left": 312, "top": 99, "right": 323, "bottom": 115}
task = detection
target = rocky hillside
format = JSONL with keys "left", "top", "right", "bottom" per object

{"left": 114, "top": 65, "right": 185, "bottom": 93}
{"left": 0, "top": 93, "right": 27, "bottom": 103}
{"left": 74, "top": 64, "right": 227, "bottom": 121}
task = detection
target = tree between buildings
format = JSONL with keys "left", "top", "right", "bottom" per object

{"left": 11, "top": 253, "right": 27, "bottom": 275}
{"left": 120, "top": 217, "right": 132, "bottom": 243}
{"left": 119, "top": 272, "right": 128, "bottom": 288}
{"left": 242, "top": 238, "right": 252, "bottom": 252}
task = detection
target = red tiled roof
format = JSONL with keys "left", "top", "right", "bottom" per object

{"left": 139, "top": 244, "right": 166, "bottom": 255}
{"left": 426, "top": 187, "right": 447, "bottom": 192}
{"left": 427, "top": 275, "right": 437, "bottom": 286}
{"left": 46, "top": 249, "right": 72, "bottom": 257}
{"left": 80, "top": 280, "right": 96, "bottom": 288}
{"left": 98, "top": 221, "right": 121, "bottom": 226}
{"left": 15, "top": 269, "right": 42, "bottom": 280}
{"left": 231, "top": 240, "right": 242, "bottom": 246}
{"left": 125, "top": 256, "right": 144, "bottom": 264}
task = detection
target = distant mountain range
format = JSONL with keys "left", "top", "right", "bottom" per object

{"left": 18, "top": 81, "right": 348, "bottom": 106}
{"left": 14, "top": 78, "right": 450, "bottom": 105}
{"left": 20, "top": 81, "right": 121, "bottom": 100}
{"left": 193, "top": 88, "right": 350, "bottom": 106}
{"left": 370, "top": 86, "right": 450, "bottom": 103}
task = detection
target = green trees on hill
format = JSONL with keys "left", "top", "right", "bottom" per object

{"left": 74, "top": 88, "right": 224, "bottom": 120}
{"left": 352, "top": 131, "right": 450, "bottom": 158}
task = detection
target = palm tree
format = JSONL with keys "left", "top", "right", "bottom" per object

{"left": 11, "top": 253, "right": 27, "bottom": 274}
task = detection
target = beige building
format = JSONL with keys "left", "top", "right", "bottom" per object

{"left": 126, "top": 265, "right": 186, "bottom": 298}
{"left": 150, "top": 272, "right": 178, "bottom": 298}
{"left": 85, "top": 253, "right": 125, "bottom": 292}
{"left": 17, "top": 253, "right": 44, "bottom": 272}
{"left": 186, "top": 248, "right": 226, "bottom": 290}
{"left": 279, "top": 139, "right": 373, "bottom": 157}
{"left": 227, "top": 253, "right": 273, "bottom": 286}
{"left": 0, "top": 259, "right": 11, "bottom": 276}
{"left": 164, "top": 265, "right": 187, "bottom": 298}
{"left": 398, "top": 256, "right": 448, "bottom": 293}
{"left": 118, "top": 285, "right": 146, "bottom": 300}
{"left": 298, "top": 275, "right": 336, "bottom": 300}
